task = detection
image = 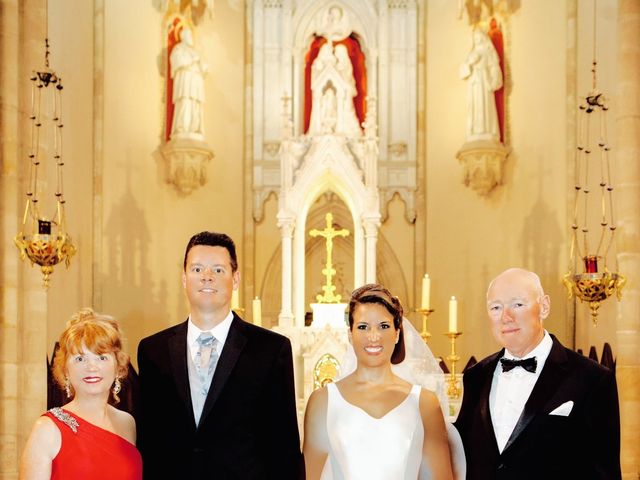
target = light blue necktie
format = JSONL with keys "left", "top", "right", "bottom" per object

{"left": 195, "top": 332, "right": 218, "bottom": 396}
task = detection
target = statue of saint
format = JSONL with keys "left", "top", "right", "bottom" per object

{"left": 318, "top": 5, "right": 351, "bottom": 42}
{"left": 308, "top": 43, "right": 361, "bottom": 137}
{"left": 460, "top": 28, "right": 503, "bottom": 142}
{"left": 320, "top": 87, "right": 337, "bottom": 133}
{"left": 334, "top": 44, "right": 361, "bottom": 136}
{"left": 170, "top": 27, "right": 207, "bottom": 141}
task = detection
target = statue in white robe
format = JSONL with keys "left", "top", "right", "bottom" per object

{"left": 170, "top": 27, "right": 207, "bottom": 141}
{"left": 460, "top": 29, "right": 502, "bottom": 142}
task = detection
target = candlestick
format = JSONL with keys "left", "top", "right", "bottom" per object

{"left": 444, "top": 331, "right": 463, "bottom": 399}
{"left": 252, "top": 297, "right": 262, "bottom": 327}
{"left": 416, "top": 308, "right": 434, "bottom": 343}
{"left": 448, "top": 296, "right": 458, "bottom": 333}
{"left": 421, "top": 274, "right": 431, "bottom": 310}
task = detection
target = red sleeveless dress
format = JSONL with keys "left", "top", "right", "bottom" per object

{"left": 45, "top": 408, "right": 142, "bottom": 480}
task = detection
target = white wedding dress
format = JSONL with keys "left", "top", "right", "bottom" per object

{"left": 322, "top": 383, "right": 424, "bottom": 479}
{"left": 320, "top": 318, "right": 467, "bottom": 480}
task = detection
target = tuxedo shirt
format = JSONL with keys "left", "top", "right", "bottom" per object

{"left": 490, "top": 331, "right": 552, "bottom": 451}
{"left": 186, "top": 311, "right": 233, "bottom": 365}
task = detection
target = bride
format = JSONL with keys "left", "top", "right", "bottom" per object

{"left": 304, "top": 284, "right": 461, "bottom": 480}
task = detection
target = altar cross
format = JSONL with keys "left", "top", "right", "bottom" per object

{"left": 309, "top": 212, "right": 350, "bottom": 303}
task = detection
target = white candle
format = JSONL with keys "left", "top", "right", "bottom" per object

{"left": 449, "top": 296, "right": 458, "bottom": 333}
{"left": 421, "top": 274, "right": 431, "bottom": 309}
{"left": 252, "top": 297, "right": 262, "bottom": 327}
{"left": 231, "top": 289, "right": 239, "bottom": 310}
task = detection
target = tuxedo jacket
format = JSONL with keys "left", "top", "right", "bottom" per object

{"left": 454, "top": 335, "right": 620, "bottom": 480}
{"left": 137, "top": 314, "right": 302, "bottom": 479}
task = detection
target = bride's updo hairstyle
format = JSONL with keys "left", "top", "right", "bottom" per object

{"left": 348, "top": 283, "right": 406, "bottom": 364}
{"left": 52, "top": 308, "right": 129, "bottom": 403}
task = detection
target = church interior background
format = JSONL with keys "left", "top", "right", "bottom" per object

{"left": 1, "top": 0, "right": 639, "bottom": 478}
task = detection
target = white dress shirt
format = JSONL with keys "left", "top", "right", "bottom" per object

{"left": 187, "top": 310, "right": 234, "bottom": 366}
{"left": 489, "top": 330, "right": 553, "bottom": 452}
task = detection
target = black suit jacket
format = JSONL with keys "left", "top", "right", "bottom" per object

{"left": 454, "top": 335, "right": 620, "bottom": 480}
{"left": 137, "top": 314, "right": 302, "bottom": 479}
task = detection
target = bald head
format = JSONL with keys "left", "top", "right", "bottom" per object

{"left": 486, "top": 268, "right": 550, "bottom": 357}
{"left": 487, "top": 268, "right": 545, "bottom": 300}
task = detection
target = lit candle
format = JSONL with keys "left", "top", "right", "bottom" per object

{"left": 449, "top": 296, "right": 458, "bottom": 333}
{"left": 252, "top": 297, "right": 262, "bottom": 327}
{"left": 421, "top": 274, "right": 431, "bottom": 310}
{"left": 231, "top": 290, "right": 239, "bottom": 310}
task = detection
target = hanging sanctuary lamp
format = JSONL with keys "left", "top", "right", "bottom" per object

{"left": 563, "top": 1, "right": 625, "bottom": 324}
{"left": 14, "top": 11, "right": 76, "bottom": 288}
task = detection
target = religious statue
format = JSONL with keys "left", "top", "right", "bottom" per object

{"left": 334, "top": 44, "right": 361, "bottom": 136}
{"left": 303, "top": 5, "right": 367, "bottom": 135}
{"left": 460, "top": 28, "right": 503, "bottom": 143}
{"left": 312, "top": 43, "right": 336, "bottom": 77}
{"left": 170, "top": 27, "right": 207, "bottom": 140}
{"left": 308, "top": 43, "right": 362, "bottom": 137}
{"left": 317, "top": 4, "right": 351, "bottom": 42}
{"left": 320, "top": 87, "right": 338, "bottom": 133}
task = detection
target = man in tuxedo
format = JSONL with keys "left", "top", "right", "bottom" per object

{"left": 454, "top": 268, "right": 621, "bottom": 479}
{"left": 138, "top": 232, "right": 302, "bottom": 479}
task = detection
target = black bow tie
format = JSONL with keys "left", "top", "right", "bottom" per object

{"left": 500, "top": 357, "right": 537, "bottom": 373}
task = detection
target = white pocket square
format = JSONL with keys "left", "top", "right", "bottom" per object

{"left": 549, "top": 400, "right": 574, "bottom": 416}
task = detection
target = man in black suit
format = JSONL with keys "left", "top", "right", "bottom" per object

{"left": 138, "top": 232, "right": 302, "bottom": 479}
{"left": 454, "top": 268, "right": 620, "bottom": 479}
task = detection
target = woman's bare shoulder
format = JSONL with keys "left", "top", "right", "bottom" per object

{"left": 109, "top": 406, "right": 136, "bottom": 443}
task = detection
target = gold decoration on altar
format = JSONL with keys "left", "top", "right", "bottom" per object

{"left": 444, "top": 331, "right": 463, "bottom": 400}
{"left": 416, "top": 308, "right": 434, "bottom": 343}
{"left": 15, "top": 18, "right": 75, "bottom": 288}
{"left": 563, "top": 3, "right": 624, "bottom": 324}
{"left": 313, "top": 353, "right": 340, "bottom": 390}
{"left": 309, "top": 213, "right": 350, "bottom": 303}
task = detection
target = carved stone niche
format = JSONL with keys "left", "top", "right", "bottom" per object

{"left": 160, "top": 138, "right": 214, "bottom": 195}
{"left": 456, "top": 140, "right": 510, "bottom": 196}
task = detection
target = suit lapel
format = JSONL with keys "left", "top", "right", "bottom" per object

{"left": 168, "top": 321, "right": 196, "bottom": 424}
{"left": 502, "top": 336, "right": 568, "bottom": 453}
{"left": 479, "top": 352, "right": 502, "bottom": 454}
{"left": 199, "top": 315, "right": 247, "bottom": 425}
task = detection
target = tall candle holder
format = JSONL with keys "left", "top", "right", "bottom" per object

{"left": 232, "top": 307, "right": 245, "bottom": 316}
{"left": 444, "top": 331, "right": 463, "bottom": 399}
{"left": 416, "top": 308, "right": 434, "bottom": 343}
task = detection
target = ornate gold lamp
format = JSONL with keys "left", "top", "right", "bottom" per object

{"left": 563, "top": 7, "right": 624, "bottom": 323}
{"left": 15, "top": 32, "right": 75, "bottom": 288}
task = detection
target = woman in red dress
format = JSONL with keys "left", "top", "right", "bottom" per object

{"left": 20, "top": 308, "right": 142, "bottom": 480}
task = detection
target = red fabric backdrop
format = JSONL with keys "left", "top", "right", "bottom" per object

{"left": 303, "top": 34, "right": 367, "bottom": 134}
{"left": 165, "top": 18, "right": 182, "bottom": 142}
{"left": 488, "top": 18, "right": 505, "bottom": 144}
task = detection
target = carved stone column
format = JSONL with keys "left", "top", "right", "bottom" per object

{"left": 1, "top": 1, "right": 50, "bottom": 477}
{"left": 363, "top": 218, "right": 379, "bottom": 283}
{"left": 278, "top": 216, "right": 295, "bottom": 327}
{"left": 616, "top": 1, "right": 640, "bottom": 476}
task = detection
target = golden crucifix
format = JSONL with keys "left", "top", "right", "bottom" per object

{"left": 309, "top": 212, "right": 350, "bottom": 303}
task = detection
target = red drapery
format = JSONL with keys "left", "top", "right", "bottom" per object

{"left": 303, "top": 34, "right": 367, "bottom": 134}
{"left": 165, "top": 18, "right": 182, "bottom": 142}
{"left": 488, "top": 18, "right": 505, "bottom": 144}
